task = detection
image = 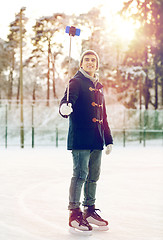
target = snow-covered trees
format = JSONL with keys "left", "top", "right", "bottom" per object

{"left": 30, "top": 13, "right": 66, "bottom": 105}
{"left": 0, "top": 38, "right": 10, "bottom": 99}
{"left": 0, "top": 3, "right": 162, "bottom": 110}
{"left": 5, "top": 7, "right": 28, "bottom": 102}
{"left": 120, "top": 0, "right": 163, "bottom": 109}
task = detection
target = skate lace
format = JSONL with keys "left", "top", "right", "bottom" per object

{"left": 77, "top": 213, "right": 90, "bottom": 227}
{"left": 93, "top": 208, "right": 102, "bottom": 218}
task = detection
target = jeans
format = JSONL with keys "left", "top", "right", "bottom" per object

{"left": 68, "top": 150, "right": 102, "bottom": 210}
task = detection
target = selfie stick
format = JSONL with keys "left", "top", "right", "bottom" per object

{"left": 65, "top": 26, "right": 80, "bottom": 103}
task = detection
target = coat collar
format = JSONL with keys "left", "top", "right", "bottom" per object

{"left": 78, "top": 69, "right": 103, "bottom": 89}
{"left": 79, "top": 68, "right": 98, "bottom": 84}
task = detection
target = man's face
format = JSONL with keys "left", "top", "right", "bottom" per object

{"left": 81, "top": 54, "right": 97, "bottom": 77}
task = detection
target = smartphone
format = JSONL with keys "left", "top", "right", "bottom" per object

{"left": 65, "top": 26, "right": 80, "bottom": 36}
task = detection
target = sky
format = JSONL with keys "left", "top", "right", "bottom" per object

{"left": 0, "top": 0, "right": 125, "bottom": 40}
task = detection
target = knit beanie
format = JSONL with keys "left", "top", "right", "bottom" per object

{"left": 79, "top": 50, "right": 99, "bottom": 70}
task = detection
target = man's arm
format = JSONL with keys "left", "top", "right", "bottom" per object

{"left": 59, "top": 78, "right": 80, "bottom": 118}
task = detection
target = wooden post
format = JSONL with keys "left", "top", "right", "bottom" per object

{"left": 20, "top": 8, "right": 24, "bottom": 148}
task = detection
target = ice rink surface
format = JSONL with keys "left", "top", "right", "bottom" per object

{"left": 0, "top": 145, "right": 162, "bottom": 240}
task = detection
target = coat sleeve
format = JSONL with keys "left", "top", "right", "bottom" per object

{"left": 103, "top": 100, "right": 113, "bottom": 145}
{"left": 59, "top": 78, "right": 80, "bottom": 118}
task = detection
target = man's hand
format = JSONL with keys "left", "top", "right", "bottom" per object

{"left": 105, "top": 144, "right": 113, "bottom": 155}
{"left": 60, "top": 103, "right": 73, "bottom": 116}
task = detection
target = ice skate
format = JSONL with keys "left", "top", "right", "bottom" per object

{"left": 69, "top": 208, "right": 92, "bottom": 235}
{"left": 83, "top": 205, "right": 109, "bottom": 231}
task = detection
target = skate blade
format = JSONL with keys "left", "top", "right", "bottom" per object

{"left": 92, "top": 225, "right": 109, "bottom": 231}
{"left": 69, "top": 227, "right": 92, "bottom": 236}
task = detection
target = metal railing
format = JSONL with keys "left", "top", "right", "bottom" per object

{"left": 0, "top": 126, "right": 163, "bottom": 148}
{"left": 112, "top": 128, "right": 163, "bottom": 147}
{"left": 0, "top": 101, "right": 163, "bottom": 148}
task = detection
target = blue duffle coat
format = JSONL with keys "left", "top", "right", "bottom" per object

{"left": 60, "top": 71, "right": 113, "bottom": 150}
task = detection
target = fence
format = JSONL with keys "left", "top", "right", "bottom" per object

{"left": 0, "top": 101, "right": 163, "bottom": 148}
{"left": 1, "top": 127, "right": 163, "bottom": 148}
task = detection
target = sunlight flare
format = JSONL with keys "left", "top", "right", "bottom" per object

{"left": 114, "top": 16, "right": 136, "bottom": 42}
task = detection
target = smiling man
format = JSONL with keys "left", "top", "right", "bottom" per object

{"left": 59, "top": 50, "right": 113, "bottom": 233}
{"left": 80, "top": 52, "right": 97, "bottom": 77}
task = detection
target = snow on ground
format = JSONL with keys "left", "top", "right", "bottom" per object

{"left": 0, "top": 145, "right": 162, "bottom": 240}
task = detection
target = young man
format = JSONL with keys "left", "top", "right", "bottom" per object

{"left": 59, "top": 50, "right": 113, "bottom": 232}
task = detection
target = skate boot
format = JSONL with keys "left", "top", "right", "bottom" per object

{"left": 69, "top": 208, "right": 92, "bottom": 235}
{"left": 83, "top": 205, "right": 109, "bottom": 231}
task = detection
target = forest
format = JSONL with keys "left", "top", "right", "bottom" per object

{"left": 0, "top": 0, "right": 163, "bottom": 110}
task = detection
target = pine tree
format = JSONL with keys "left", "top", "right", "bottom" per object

{"left": 7, "top": 7, "right": 27, "bottom": 102}
{"left": 120, "top": 0, "right": 163, "bottom": 109}
{"left": 0, "top": 38, "right": 10, "bottom": 99}
{"left": 31, "top": 13, "right": 66, "bottom": 106}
